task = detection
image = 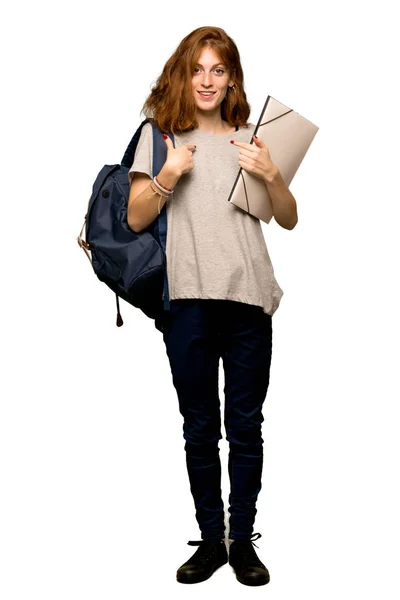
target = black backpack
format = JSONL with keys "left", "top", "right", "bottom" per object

{"left": 77, "top": 117, "right": 173, "bottom": 332}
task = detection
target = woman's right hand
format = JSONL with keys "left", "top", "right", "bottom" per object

{"left": 162, "top": 134, "right": 196, "bottom": 176}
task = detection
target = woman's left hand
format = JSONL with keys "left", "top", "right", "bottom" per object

{"left": 231, "top": 135, "right": 278, "bottom": 181}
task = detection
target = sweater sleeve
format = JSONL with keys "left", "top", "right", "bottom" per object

{"left": 128, "top": 122, "right": 153, "bottom": 184}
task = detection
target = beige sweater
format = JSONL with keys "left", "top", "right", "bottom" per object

{"left": 128, "top": 121, "right": 284, "bottom": 316}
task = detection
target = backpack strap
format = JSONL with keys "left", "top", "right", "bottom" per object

{"left": 120, "top": 118, "right": 151, "bottom": 167}
{"left": 114, "top": 118, "right": 172, "bottom": 325}
{"left": 150, "top": 120, "right": 174, "bottom": 313}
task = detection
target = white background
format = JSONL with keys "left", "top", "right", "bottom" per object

{"left": 1, "top": 1, "right": 399, "bottom": 598}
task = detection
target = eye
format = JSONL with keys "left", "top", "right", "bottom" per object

{"left": 193, "top": 67, "right": 226, "bottom": 75}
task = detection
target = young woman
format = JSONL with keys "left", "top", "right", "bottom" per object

{"left": 127, "top": 26, "right": 298, "bottom": 586}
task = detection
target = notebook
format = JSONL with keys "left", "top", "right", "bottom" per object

{"left": 227, "top": 95, "right": 319, "bottom": 224}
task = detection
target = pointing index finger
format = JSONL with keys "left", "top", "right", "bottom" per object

{"left": 230, "top": 140, "right": 253, "bottom": 147}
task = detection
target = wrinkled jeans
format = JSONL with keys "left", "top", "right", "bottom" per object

{"left": 161, "top": 299, "right": 273, "bottom": 541}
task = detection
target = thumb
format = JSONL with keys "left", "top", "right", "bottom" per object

{"left": 252, "top": 134, "right": 264, "bottom": 147}
{"left": 162, "top": 134, "right": 173, "bottom": 147}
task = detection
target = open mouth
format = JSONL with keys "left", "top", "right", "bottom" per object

{"left": 198, "top": 91, "right": 216, "bottom": 99}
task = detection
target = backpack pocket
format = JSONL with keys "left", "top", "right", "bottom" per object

{"left": 92, "top": 247, "right": 122, "bottom": 284}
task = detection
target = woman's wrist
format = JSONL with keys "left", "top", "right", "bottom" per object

{"left": 157, "top": 164, "right": 181, "bottom": 189}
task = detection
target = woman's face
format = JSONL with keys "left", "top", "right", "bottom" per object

{"left": 191, "top": 47, "right": 234, "bottom": 115}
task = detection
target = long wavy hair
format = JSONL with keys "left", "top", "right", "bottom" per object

{"left": 140, "top": 26, "right": 251, "bottom": 134}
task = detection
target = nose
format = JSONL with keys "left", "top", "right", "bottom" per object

{"left": 201, "top": 72, "right": 213, "bottom": 87}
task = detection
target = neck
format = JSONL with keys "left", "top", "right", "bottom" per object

{"left": 196, "top": 111, "right": 229, "bottom": 134}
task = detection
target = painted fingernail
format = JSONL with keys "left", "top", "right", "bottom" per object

{"left": 162, "top": 134, "right": 168, "bottom": 139}
{"left": 230, "top": 140, "right": 234, "bottom": 144}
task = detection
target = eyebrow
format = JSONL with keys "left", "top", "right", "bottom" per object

{"left": 195, "top": 62, "right": 225, "bottom": 68}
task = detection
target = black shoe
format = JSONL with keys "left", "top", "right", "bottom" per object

{"left": 176, "top": 538, "right": 228, "bottom": 584}
{"left": 229, "top": 532, "right": 270, "bottom": 586}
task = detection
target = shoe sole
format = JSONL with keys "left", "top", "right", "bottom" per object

{"left": 235, "top": 573, "right": 270, "bottom": 586}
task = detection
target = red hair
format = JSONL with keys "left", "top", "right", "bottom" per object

{"left": 140, "top": 26, "right": 251, "bottom": 134}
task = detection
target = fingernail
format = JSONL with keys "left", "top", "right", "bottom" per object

{"left": 254, "top": 135, "right": 258, "bottom": 138}
{"left": 230, "top": 140, "right": 234, "bottom": 144}
{"left": 162, "top": 134, "right": 168, "bottom": 139}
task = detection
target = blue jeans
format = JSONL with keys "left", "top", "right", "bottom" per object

{"left": 161, "top": 299, "right": 273, "bottom": 541}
